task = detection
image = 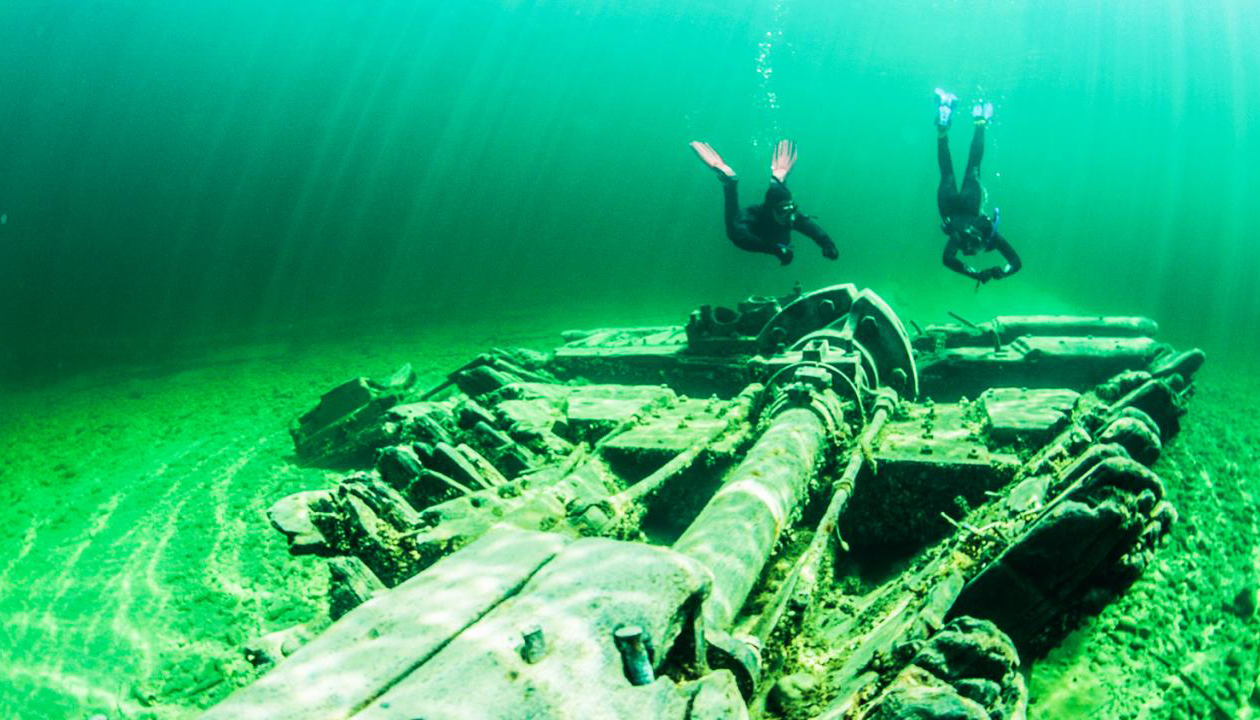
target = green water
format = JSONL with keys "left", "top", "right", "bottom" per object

{"left": 2, "top": 0, "right": 1257, "bottom": 378}
{"left": 1, "top": 1, "right": 1258, "bottom": 718}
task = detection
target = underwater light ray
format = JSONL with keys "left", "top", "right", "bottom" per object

{"left": 146, "top": 6, "right": 291, "bottom": 339}
{"left": 252, "top": 4, "right": 426, "bottom": 334}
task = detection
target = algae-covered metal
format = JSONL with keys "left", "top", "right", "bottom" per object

{"left": 213, "top": 283, "right": 1204, "bottom": 719}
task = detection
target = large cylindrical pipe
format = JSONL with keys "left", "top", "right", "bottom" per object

{"left": 673, "top": 406, "right": 829, "bottom": 629}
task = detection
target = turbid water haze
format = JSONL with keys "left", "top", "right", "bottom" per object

{"left": 1, "top": 0, "right": 1257, "bottom": 379}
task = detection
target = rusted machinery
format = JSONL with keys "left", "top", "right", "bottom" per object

{"left": 207, "top": 283, "right": 1204, "bottom": 719}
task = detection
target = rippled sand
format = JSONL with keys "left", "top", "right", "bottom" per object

{"left": 0, "top": 308, "right": 1251, "bottom": 719}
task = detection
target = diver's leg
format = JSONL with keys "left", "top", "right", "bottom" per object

{"left": 937, "top": 135, "right": 959, "bottom": 217}
{"left": 959, "top": 123, "right": 985, "bottom": 214}
{"left": 723, "top": 180, "right": 742, "bottom": 231}
{"left": 935, "top": 89, "right": 963, "bottom": 216}
{"left": 964, "top": 122, "right": 985, "bottom": 176}
{"left": 723, "top": 183, "right": 777, "bottom": 255}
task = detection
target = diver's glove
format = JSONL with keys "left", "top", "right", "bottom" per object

{"left": 775, "top": 243, "right": 795, "bottom": 266}
{"left": 974, "top": 267, "right": 1004, "bottom": 284}
{"left": 820, "top": 240, "right": 839, "bottom": 261}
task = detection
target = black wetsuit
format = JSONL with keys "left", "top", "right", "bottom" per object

{"left": 722, "top": 179, "right": 836, "bottom": 265}
{"left": 938, "top": 124, "right": 1022, "bottom": 282}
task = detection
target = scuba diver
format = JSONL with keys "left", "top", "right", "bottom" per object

{"left": 690, "top": 139, "right": 838, "bottom": 266}
{"left": 934, "top": 89, "right": 1022, "bottom": 285}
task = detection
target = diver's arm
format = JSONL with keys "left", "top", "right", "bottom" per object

{"left": 794, "top": 215, "right": 838, "bottom": 260}
{"left": 988, "top": 233, "right": 1022, "bottom": 279}
{"left": 942, "top": 238, "right": 980, "bottom": 279}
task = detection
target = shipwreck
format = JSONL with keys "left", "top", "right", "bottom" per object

{"left": 203, "top": 283, "right": 1205, "bottom": 719}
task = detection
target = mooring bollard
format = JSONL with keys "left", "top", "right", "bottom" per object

{"left": 613, "top": 625, "right": 654, "bottom": 685}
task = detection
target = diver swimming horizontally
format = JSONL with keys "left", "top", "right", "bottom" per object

{"left": 690, "top": 139, "right": 838, "bottom": 266}
{"left": 934, "top": 89, "right": 1022, "bottom": 286}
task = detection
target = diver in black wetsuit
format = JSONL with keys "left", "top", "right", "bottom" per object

{"left": 690, "top": 139, "right": 838, "bottom": 266}
{"left": 934, "top": 89, "right": 1022, "bottom": 285}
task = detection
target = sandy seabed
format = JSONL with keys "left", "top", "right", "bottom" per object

{"left": 0, "top": 305, "right": 1255, "bottom": 720}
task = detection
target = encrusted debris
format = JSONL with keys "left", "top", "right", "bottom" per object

{"left": 205, "top": 283, "right": 1204, "bottom": 720}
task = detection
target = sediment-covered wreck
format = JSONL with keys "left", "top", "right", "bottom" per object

{"left": 206, "top": 283, "right": 1205, "bottom": 719}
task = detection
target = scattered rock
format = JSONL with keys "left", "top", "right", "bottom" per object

{"left": 1228, "top": 585, "right": 1257, "bottom": 618}
{"left": 267, "top": 490, "right": 332, "bottom": 555}
{"left": 1225, "top": 647, "right": 1247, "bottom": 669}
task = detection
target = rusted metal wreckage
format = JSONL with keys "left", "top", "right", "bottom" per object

{"left": 206, "top": 283, "right": 1205, "bottom": 720}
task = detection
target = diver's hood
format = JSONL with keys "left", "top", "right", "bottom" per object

{"left": 943, "top": 213, "right": 994, "bottom": 237}
{"left": 764, "top": 179, "right": 792, "bottom": 206}
{"left": 944, "top": 213, "right": 994, "bottom": 254}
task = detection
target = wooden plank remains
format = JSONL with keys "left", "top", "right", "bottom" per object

{"left": 199, "top": 525, "right": 571, "bottom": 720}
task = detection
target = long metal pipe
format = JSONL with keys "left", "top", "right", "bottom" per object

{"left": 673, "top": 406, "right": 830, "bottom": 630}
{"left": 747, "top": 402, "right": 892, "bottom": 643}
